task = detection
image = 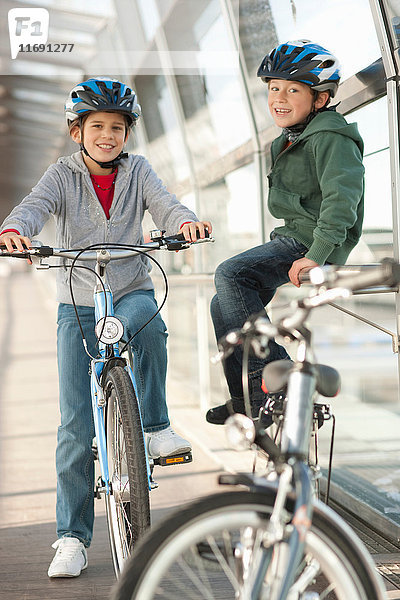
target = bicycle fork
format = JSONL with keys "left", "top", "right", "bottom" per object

{"left": 91, "top": 357, "right": 155, "bottom": 495}
{"left": 244, "top": 462, "right": 313, "bottom": 600}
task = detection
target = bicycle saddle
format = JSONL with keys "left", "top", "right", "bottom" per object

{"left": 262, "top": 359, "right": 340, "bottom": 398}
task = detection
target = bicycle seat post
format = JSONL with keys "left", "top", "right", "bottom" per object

{"left": 280, "top": 336, "right": 317, "bottom": 459}
{"left": 280, "top": 366, "right": 316, "bottom": 458}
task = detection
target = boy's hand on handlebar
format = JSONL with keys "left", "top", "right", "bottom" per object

{"left": 0, "top": 232, "right": 33, "bottom": 264}
{"left": 289, "top": 257, "right": 318, "bottom": 287}
{"left": 0, "top": 232, "right": 32, "bottom": 252}
{"left": 180, "top": 221, "right": 212, "bottom": 243}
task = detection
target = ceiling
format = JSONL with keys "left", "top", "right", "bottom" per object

{"left": 0, "top": 0, "right": 115, "bottom": 222}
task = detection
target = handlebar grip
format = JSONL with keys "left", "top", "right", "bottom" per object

{"left": 34, "top": 246, "right": 54, "bottom": 256}
{"left": 174, "top": 229, "right": 210, "bottom": 242}
{"left": 0, "top": 245, "right": 53, "bottom": 258}
{"left": 0, "top": 245, "right": 30, "bottom": 258}
{"left": 163, "top": 228, "right": 210, "bottom": 250}
{"left": 307, "top": 259, "right": 400, "bottom": 292}
{"left": 0, "top": 252, "right": 27, "bottom": 258}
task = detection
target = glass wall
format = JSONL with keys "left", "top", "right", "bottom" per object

{"left": 131, "top": 0, "right": 400, "bottom": 526}
{"left": 163, "top": 1, "right": 253, "bottom": 169}
{"left": 198, "top": 162, "right": 261, "bottom": 269}
{"left": 350, "top": 98, "right": 393, "bottom": 262}
{"left": 264, "top": 0, "right": 380, "bottom": 78}
{"left": 134, "top": 74, "right": 191, "bottom": 187}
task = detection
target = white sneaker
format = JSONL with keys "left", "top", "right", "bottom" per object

{"left": 48, "top": 537, "right": 88, "bottom": 578}
{"left": 146, "top": 426, "right": 192, "bottom": 459}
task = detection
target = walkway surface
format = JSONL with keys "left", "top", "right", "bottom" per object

{"left": 1, "top": 262, "right": 400, "bottom": 599}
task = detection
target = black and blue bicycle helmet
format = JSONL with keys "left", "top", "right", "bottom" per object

{"left": 257, "top": 40, "right": 341, "bottom": 97}
{"left": 65, "top": 77, "right": 141, "bottom": 127}
{"left": 65, "top": 78, "right": 141, "bottom": 169}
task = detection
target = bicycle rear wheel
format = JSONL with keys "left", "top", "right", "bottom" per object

{"left": 104, "top": 365, "right": 150, "bottom": 576}
{"left": 112, "top": 490, "right": 386, "bottom": 600}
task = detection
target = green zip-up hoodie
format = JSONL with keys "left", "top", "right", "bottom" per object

{"left": 268, "top": 110, "right": 364, "bottom": 265}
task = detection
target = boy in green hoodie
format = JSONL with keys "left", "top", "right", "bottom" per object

{"left": 207, "top": 40, "right": 364, "bottom": 425}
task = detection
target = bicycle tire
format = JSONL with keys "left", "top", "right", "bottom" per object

{"left": 104, "top": 365, "right": 150, "bottom": 576}
{"left": 112, "top": 490, "right": 386, "bottom": 600}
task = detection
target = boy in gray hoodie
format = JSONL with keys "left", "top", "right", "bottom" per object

{"left": 0, "top": 77, "right": 211, "bottom": 577}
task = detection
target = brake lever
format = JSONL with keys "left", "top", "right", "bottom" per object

{"left": 31, "top": 254, "right": 50, "bottom": 269}
{"left": 163, "top": 238, "right": 191, "bottom": 251}
{"left": 162, "top": 230, "right": 213, "bottom": 251}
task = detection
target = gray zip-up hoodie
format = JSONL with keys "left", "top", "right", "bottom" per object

{"left": 1, "top": 151, "right": 198, "bottom": 306}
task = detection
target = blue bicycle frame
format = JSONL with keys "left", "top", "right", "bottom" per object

{"left": 89, "top": 251, "right": 152, "bottom": 496}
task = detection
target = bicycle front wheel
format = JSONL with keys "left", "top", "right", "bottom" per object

{"left": 112, "top": 490, "right": 386, "bottom": 600}
{"left": 104, "top": 365, "right": 150, "bottom": 576}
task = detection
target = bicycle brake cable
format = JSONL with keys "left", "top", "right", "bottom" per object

{"left": 47, "top": 262, "right": 107, "bottom": 360}
{"left": 75, "top": 242, "right": 169, "bottom": 355}
{"left": 64, "top": 242, "right": 169, "bottom": 358}
{"left": 69, "top": 247, "right": 110, "bottom": 358}
{"left": 242, "top": 336, "right": 252, "bottom": 419}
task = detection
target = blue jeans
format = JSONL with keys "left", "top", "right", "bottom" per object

{"left": 210, "top": 233, "right": 308, "bottom": 401}
{"left": 55, "top": 289, "right": 168, "bottom": 546}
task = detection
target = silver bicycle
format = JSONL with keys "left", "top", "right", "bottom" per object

{"left": 111, "top": 259, "right": 398, "bottom": 599}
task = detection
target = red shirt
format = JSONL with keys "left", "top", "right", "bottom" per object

{"left": 90, "top": 169, "right": 118, "bottom": 219}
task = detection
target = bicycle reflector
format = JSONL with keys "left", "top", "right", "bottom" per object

{"left": 156, "top": 453, "right": 193, "bottom": 466}
{"left": 95, "top": 316, "right": 124, "bottom": 344}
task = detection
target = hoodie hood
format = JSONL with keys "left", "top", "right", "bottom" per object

{"left": 298, "top": 110, "right": 364, "bottom": 152}
{"left": 272, "top": 110, "right": 364, "bottom": 162}
{"left": 57, "top": 150, "right": 135, "bottom": 175}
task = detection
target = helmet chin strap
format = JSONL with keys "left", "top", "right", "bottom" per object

{"left": 80, "top": 144, "right": 128, "bottom": 169}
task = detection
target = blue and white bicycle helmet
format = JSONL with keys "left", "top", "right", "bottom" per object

{"left": 65, "top": 77, "right": 141, "bottom": 127}
{"left": 257, "top": 40, "right": 341, "bottom": 97}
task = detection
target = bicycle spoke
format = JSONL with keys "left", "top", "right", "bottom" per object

{"left": 177, "top": 555, "right": 217, "bottom": 600}
{"left": 319, "top": 582, "right": 337, "bottom": 599}
{"left": 205, "top": 534, "right": 240, "bottom": 592}
{"left": 112, "top": 491, "right": 384, "bottom": 600}
{"left": 186, "top": 546, "right": 216, "bottom": 598}
{"left": 222, "top": 529, "right": 236, "bottom": 573}
{"left": 112, "top": 408, "right": 130, "bottom": 551}
{"left": 245, "top": 526, "right": 269, "bottom": 585}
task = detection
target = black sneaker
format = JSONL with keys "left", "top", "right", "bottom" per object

{"left": 206, "top": 397, "right": 264, "bottom": 425}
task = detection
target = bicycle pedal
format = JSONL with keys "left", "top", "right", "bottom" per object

{"left": 154, "top": 451, "right": 193, "bottom": 466}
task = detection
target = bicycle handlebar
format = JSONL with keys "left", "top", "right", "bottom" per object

{"left": 215, "top": 258, "right": 400, "bottom": 361}
{"left": 301, "top": 259, "right": 400, "bottom": 292}
{"left": 0, "top": 230, "right": 214, "bottom": 261}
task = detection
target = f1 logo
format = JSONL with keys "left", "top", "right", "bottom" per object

{"left": 8, "top": 8, "right": 49, "bottom": 59}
